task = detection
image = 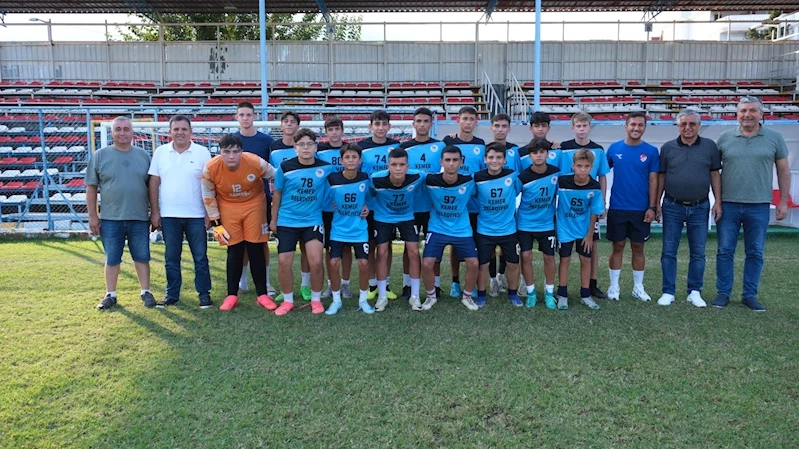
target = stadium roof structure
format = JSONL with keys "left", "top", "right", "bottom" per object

{"left": 1, "top": 0, "right": 796, "bottom": 15}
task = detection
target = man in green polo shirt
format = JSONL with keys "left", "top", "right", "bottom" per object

{"left": 713, "top": 97, "right": 791, "bottom": 312}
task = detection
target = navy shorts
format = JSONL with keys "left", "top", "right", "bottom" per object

{"left": 329, "top": 240, "right": 369, "bottom": 260}
{"left": 367, "top": 211, "right": 377, "bottom": 241}
{"left": 374, "top": 219, "right": 418, "bottom": 245}
{"left": 414, "top": 212, "right": 430, "bottom": 237}
{"left": 593, "top": 221, "right": 601, "bottom": 242}
{"left": 558, "top": 240, "right": 592, "bottom": 258}
{"left": 322, "top": 211, "right": 334, "bottom": 246}
{"left": 518, "top": 229, "right": 557, "bottom": 256}
{"left": 475, "top": 232, "right": 520, "bottom": 265}
{"left": 606, "top": 209, "right": 650, "bottom": 243}
{"left": 423, "top": 232, "right": 477, "bottom": 260}
{"left": 276, "top": 225, "right": 324, "bottom": 254}
{"left": 100, "top": 219, "right": 150, "bottom": 266}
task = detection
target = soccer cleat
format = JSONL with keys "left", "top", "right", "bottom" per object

{"left": 274, "top": 302, "right": 294, "bottom": 316}
{"left": 325, "top": 301, "right": 343, "bottom": 315}
{"left": 341, "top": 283, "right": 352, "bottom": 299}
{"left": 219, "top": 295, "right": 239, "bottom": 311}
{"left": 631, "top": 284, "right": 651, "bottom": 302}
{"left": 607, "top": 285, "right": 621, "bottom": 301}
{"left": 409, "top": 295, "right": 423, "bottom": 311}
{"left": 257, "top": 294, "right": 278, "bottom": 311}
{"left": 449, "top": 282, "right": 462, "bottom": 298}
{"left": 96, "top": 294, "right": 117, "bottom": 310}
{"left": 474, "top": 296, "right": 486, "bottom": 307}
{"left": 687, "top": 291, "right": 707, "bottom": 308}
{"left": 544, "top": 291, "right": 557, "bottom": 310}
{"left": 525, "top": 291, "right": 537, "bottom": 308}
{"left": 591, "top": 286, "right": 609, "bottom": 300}
{"left": 461, "top": 295, "right": 479, "bottom": 311}
{"left": 386, "top": 289, "right": 398, "bottom": 300}
{"left": 156, "top": 297, "right": 179, "bottom": 308}
{"left": 310, "top": 300, "right": 325, "bottom": 315}
{"left": 141, "top": 291, "right": 157, "bottom": 308}
{"left": 489, "top": 278, "right": 500, "bottom": 297}
{"left": 367, "top": 287, "right": 378, "bottom": 300}
{"left": 375, "top": 296, "right": 389, "bottom": 312}
{"left": 581, "top": 297, "right": 600, "bottom": 310}
{"left": 742, "top": 297, "right": 766, "bottom": 312}
{"left": 557, "top": 295, "right": 569, "bottom": 311}
{"left": 274, "top": 292, "right": 284, "bottom": 303}
{"left": 199, "top": 296, "right": 213, "bottom": 309}
{"left": 358, "top": 300, "right": 375, "bottom": 314}
{"left": 498, "top": 273, "right": 508, "bottom": 293}
{"left": 711, "top": 295, "right": 729, "bottom": 308}
{"left": 421, "top": 296, "right": 437, "bottom": 310}
{"left": 509, "top": 295, "right": 523, "bottom": 307}
{"left": 300, "top": 286, "right": 312, "bottom": 301}
{"left": 657, "top": 293, "right": 675, "bottom": 306}
{"left": 321, "top": 284, "right": 332, "bottom": 299}
{"left": 399, "top": 286, "right": 411, "bottom": 302}
{"left": 266, "top": 285, "right": 277, "bottom": 297}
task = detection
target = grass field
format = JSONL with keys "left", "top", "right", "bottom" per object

{"left": 1, "top": 234, "right": 798, "bottom": 448}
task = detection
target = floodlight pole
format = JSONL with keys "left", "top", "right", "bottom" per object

{"left": 533, "top": 0, "right": 542, "bottom": 112}
{"left": 259, "top": 0, "right": 270, "bottom": 118}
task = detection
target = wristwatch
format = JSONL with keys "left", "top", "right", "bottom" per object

{"left": 648, "top": 206, "right": 657, "bottom": 212}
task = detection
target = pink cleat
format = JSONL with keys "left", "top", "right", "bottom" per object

{"left": 310, "top": 300, "right": 325, "bottom": 315}
{"left": 257, "top": 294, "right": 278, "bottom": 310}
{"left": 219, "top": 295, "right": 238, "bottom": 311}
{"left": 274, "top": 301, "right": 294, "bottom": 316}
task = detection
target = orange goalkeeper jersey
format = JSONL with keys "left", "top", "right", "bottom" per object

{"left": 201, "top": 152, "right": 276, "bottom": 220}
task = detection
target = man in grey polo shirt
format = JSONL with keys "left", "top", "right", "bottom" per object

{"left": 656, "top": 110, "right": 722, "bottom": 308}
{"left": 87, "top": 116, "right": 155, "bottom": 310}
{"left": 714, "top": 97, "right": 791, "bottom": 312}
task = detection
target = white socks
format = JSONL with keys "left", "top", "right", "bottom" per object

{"left": 377, "top": 279, "right": 387, "bottom": 298}
{"left": 301, "top": 271, "right": 310, "bottom": 287}
{"left": 283, "top": 292, "right": 294, "bottom": 304}
{"left": 633, "top": 270, "right": 644, "bottom": 287}
{"left": 410, "top": 278, "right": 420, "bottom": 297}
{"left": 609, "top": 269, "right": 621, "bottom": 288}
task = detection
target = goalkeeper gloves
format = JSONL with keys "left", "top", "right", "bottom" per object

{"left": 211, "top": 219, "right": 230, "bottom": 246}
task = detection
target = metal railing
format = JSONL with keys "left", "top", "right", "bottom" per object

{"left": 480, "top": 70, "right": 505, "bottom": 118}
{"left": 507, "top": 71, "right": 531, "bottom": 122}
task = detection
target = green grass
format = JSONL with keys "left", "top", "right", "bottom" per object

{"left": 1, "top": 235, "right": 798, "bottom": 448}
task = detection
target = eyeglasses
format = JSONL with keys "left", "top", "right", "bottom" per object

{"left": 295, "top": 142, "right": 317, "bottom": 148}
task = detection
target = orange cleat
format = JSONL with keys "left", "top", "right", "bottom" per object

{"left": 310, "top": 300, "right": 325, "bottom": 315}
{"left": 257, "top": 294, "right": 278, "bottom": 310}
{"left": 219, "top": 295, "right": 238, "bottom": 311}
{"left": 274, "top": 301, "right": 294, "bottom": 316}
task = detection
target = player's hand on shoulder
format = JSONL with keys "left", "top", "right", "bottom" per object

{"left": 360, "top": 205, "right": 370, "bottom": 218}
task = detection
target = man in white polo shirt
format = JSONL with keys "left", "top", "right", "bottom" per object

{"left": 148, "top": 115, "right": 214, "bottom": 308}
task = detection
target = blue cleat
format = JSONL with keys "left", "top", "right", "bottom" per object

{"left": 325, "top": 301, "right": 342, "bottom": 315}
{"left": 475, "top": 296, "right": 486, "bottom": 307}
{"left": 449, "top": 282, "right": 462, "bottom": 298}
{"left": 358, "top": 300, "right": 375, "bottom": 314}
{"left": 509, "top": 295, "right": 523, "bottom": 307}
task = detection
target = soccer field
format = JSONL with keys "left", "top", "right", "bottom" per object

{"left": 1, "top": 235, "right": 798, "bottom": 448}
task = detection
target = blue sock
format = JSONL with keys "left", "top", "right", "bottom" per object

{"left": 580, "top": 287, "right": 591, "bottom": 298}
{"left": 557, "top": 286, "right": 568, "bottom": 297}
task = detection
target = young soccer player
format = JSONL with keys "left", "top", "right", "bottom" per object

{"left": 473, "top": 142, "right": 521, "bottom": 307}
{"left": 555, "top": 149, "right": 605, "bottom": 310}
{"left": 399, "top": 107, "right": 442, "bottom": 301}
{"left": 519, "top": 111, "right": 560, "bottom": 171}
{"left": 270, "top": 128, "right": 334, "bottom": 316}
{"left": 200, "top": 134, "right": 277, "bottom": 311}
{"left": 234, "top": 101, "right": 276, "bottom": 296}
{"left": 370, "top": 148, "right": 426, "bottom": 311}
{"left": 325, "top": 142, "right": 374, "bottom": 315}
{"left": 559, "top": 111, "right": 611, "bottom": 300}
{"left": 443, "top": 106, "right": 486, "bottom": 299}
{"left": 516, "top": 137, "right": 560, "bottom": 309}
{"left": 359, "top": 110, "right": 401, "bottom": 301}
{"left": 422, "top": 145, "right": 480, "bottom": 311}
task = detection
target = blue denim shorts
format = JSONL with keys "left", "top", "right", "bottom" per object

{"left": 100, "top": 219, "right": 151, "bottom": 266}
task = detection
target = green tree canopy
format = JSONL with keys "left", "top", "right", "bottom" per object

{"left": 746, "top": 10, "right": 783, "bottom": 40}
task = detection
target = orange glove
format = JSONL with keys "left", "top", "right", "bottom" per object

{"left": 211, "top": 220, "right": 230, "bottom": 246}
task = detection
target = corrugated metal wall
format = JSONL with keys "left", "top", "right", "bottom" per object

{"left": 1, "top": 40, "right": 797, "bottom": 84}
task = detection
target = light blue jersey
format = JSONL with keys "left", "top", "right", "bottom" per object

{"left": 268, "top": 141, "right": 296, "bottom": 169}
{"left": 518, "top": 141, "right": 560, "bottom": 172}
{"left": 556, "top": 174, "right": 604, "bottom": 243}
{"left": 401, "top": 139, "right": 442, "bottom": 213}
{"left": 516, "top": 164, "right": 560, "bottom": 232}
{"left": 359, "top": 137, "right": 400, "bottom": 175}
{"left": 558, "top": 139, "right": 610, "bottom": 180}
{"left": 473, "top": 168, "right": 518, "bottom": 236}
{"left": 328, "top": 171, "right": 369, "bottom": 243}
{"left": 370, "top": 170, "right": 425, "bottom": 223}
{"left": 274, "top": 157, "right": 334, "bottom": 227}
{"left": 426, "top": 174, "right": 475, "bottom": 238}
{"left": 490, "top": 142, "right": 521, "bottom": 173}
{"left": 316, "top": 143, "right": 344, "bottom": 213}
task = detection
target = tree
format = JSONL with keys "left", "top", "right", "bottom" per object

{"left": 746, "top": 10, "right": 783, "bottom": 41}
{"left": 118, "top": 13, "right": 361, "bottom": 42}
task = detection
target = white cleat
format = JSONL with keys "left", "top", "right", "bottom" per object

{"left": 461, "top": 296, "right": 479, "bottom": 311}
{"left": 421, "top": 296, "right": 437, "bottom": 310}
{"left": 687, "top": 290, "right": 707, "bottom": 308}
{"left": 607, "top": 285, "right": 620, "bottom": 301}
{"left": 409, "top": 295, "right": 423, "bottom": 311}
{"left": 375, "top": 296, "right": 389, "bottom": 312}
{"left": 489, "top": 278, "right": 500, "bottom": 297}
{"left": 498, "top": 273, "right": 508, "bottom": 293}
{"left": 657, "top": 293, "right": 675, "bottom": 306}
{"left": 632, "top": 284, "right": 651, "bottom": 302}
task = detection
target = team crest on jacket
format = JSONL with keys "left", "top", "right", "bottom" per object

{"left": 247, "top": 173, "right": 256, "bottom": 182}
{"left": 551, "top": 176, "right": 558, "bottom": 184}
{"left": 407, "top": 185, "right": 415, "bottom": 192}
{"left": 548, "top": 152, "right": 556, "bottom": 160}
{"left": 504, "top": 177, "right": 513, "bottom": 186}
{"left": 508, "top": 149, "right": 515, "bottom": 157}
{"left": 587, "top": 192, "right": 595, "bottom": 198}
{"left": 473, "top": 147, "right": 481, "bottom": 155}
{"left": 639, "top": 155, "right": 647, "bottom": 162}
{"left": 430, "top": 144, "right": 439, "bottom": 152}
{"left": 315, "top": 168, "right": 325, "bottom": 177}
{"left": 358, "top": 183, "right": 366, "bottom": 192}
{"left": 458, "top": 186, "right": 467, "bottom": 194}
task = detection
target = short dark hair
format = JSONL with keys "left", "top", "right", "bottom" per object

{"left": 529, "top": 111, "right": 551, "bottom": 125}
{"left": 169, "top": 114, "right": 191, "bottom": 128}
{"left": 324, "top": 115, "right": 343, "bottom": 130}
{"left": 441, "top": 144, "right": 462, "bottom": 159}
{"left": 281, "top": 111, "right": 301, "bottom": 124}
{"left": 237, "top": 101, "right": 255, "bottom": 111}
{"left": 458, "top": 106, "right": 478, "bottom": 117}
{"left": 388, "top": 147, "right": 408, "bottom": 161}
{"left": 218, "top": 133, "right": 243, "bottom": 150}
{"left": 370, "top": 109, "right": 390, "bottom": 124}
{"left": 491, "top": 113, "right": 511, "bottom": 124}
{"left": 528, "top": 137, "right": 552, "bottom": 152}
{"left": 294, "top": 128, "right": 317, "bottom": 142}
{"left": 485, "top": 142, "right": 507, "bottom": 156}
{"left": 626, "top": 111, "right": 647, "bottom": 124}
{"left": 413, "top": 107, "right": 434, "bottom": 119}
{"left": 339, "top": 142, "right": 362, "bottom": 158}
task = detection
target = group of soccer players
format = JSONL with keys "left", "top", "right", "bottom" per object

{"left": 202, "top": 101, "right": 614, "bottom": 315}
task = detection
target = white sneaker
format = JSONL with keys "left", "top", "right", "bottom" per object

{"left": 409, "top": 295, "right": 422, "bottom": 311}
{"left": 421, "top": 296, "right": 437, "bottom": 310}
{"left": 238, "top": 277, "right": 249, "bottom": 292}
{"left": 321, "top": 284, "right": 332, "bottom": 299}
{"left": 607, "top": 284, "right": 620, "bottom": 301}
{"left": 341, "top": 283, "right": 352, "bottom": 299}
{"left": 461, "top": 296, "right": 479, "bottom": 311}
{"left": 632, "top": 284, "right": 651, "bottom": 302}
{"left": 498, "top": 273, "right": 508, "bottom": 292}
{"left": 657, "top": 293, "right": 675, "bottom": 306}
{"left": 489, "top": 278, "right": 500, "bottom": 297}
{"left": 687, "top": 290, "right": 707, "bottom": 308}
{"left": 375, "top": 296, "right": 388, "bottom": 312}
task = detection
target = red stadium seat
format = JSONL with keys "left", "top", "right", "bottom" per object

{"left": 1, "top": 181, "right": 24, "bottom": 189}
{"left": 773, "top": 190, "right": 799, "bottom": 208}
{"left": 659, "top": 115, "right": 675, "bottom": 120}
{"left": 0, "top": 157, "right": 18, "bottom": 165}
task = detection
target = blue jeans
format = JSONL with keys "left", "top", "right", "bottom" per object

{"left": 100, "top": 219, "right": 150, "bottom": 266}
{"left": 660, "top": 197, "right": 710, "bottom": 295}
{"left": 715, "top": 202, "right": 770, "bottom": 300}
{"left": 161, "top": 217, "right": 211, "bottom": 300}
